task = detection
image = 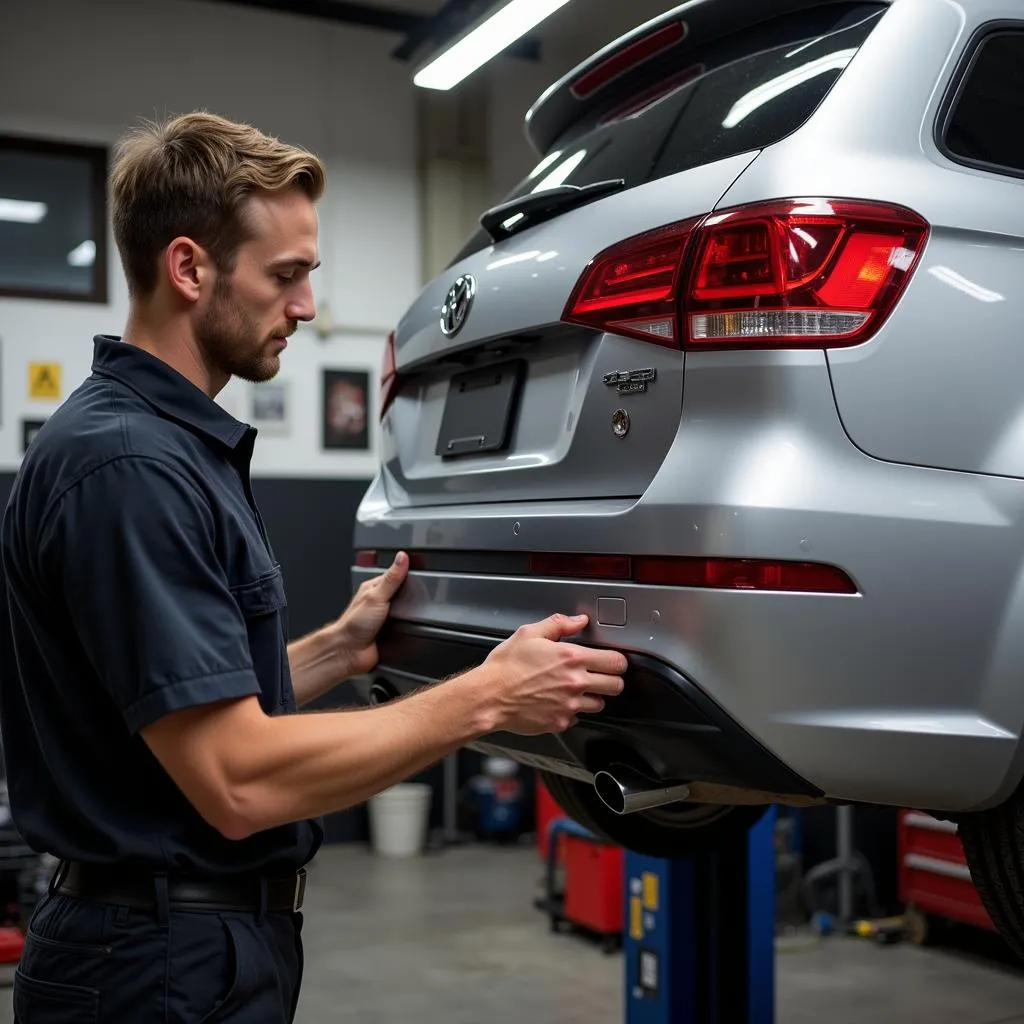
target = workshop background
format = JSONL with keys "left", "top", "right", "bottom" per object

{"left": 2, "top": 1, "right": 1024, "bottom": 1022}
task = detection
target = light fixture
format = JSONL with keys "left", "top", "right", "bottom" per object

{"left": 414, "top": 0, "right": 573, "bottom": 91}
{"left": 0, "top": 198, "right": 47, "bottom": 223}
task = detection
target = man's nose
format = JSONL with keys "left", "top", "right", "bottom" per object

{"left": 286, "top": 279, "right": 316, "bottom": 323}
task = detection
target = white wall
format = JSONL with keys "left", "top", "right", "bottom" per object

{"left": 0, "top": 0, "right": 422, "bottom": 478}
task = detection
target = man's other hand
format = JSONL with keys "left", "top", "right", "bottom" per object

{"left": 334, "top": 551, "right": 409, "bottom": 679}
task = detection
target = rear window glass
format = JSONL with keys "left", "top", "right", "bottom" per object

{"left": 943, "top": 29, "right": 1024, "bottom": 178}
{"left": 454, "top": 2, "right": 886, "bottom": 263}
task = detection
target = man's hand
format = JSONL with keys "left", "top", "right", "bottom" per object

{"left": 479, "top": 613, "right": 628, "bottom": 735}
{"left": 333, "top": 552, "right": 410, "bottom": 679}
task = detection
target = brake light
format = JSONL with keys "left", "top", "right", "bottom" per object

{"left": 380, "top": 330, "right": 400, "bottom": 421}
{"left": 562, "top": 198, "right": 929, "bottom": 350}
{"left": 562, "top": 220, "right": 700, "bottom": 346}
{"left": 571, "top": 21, "right": 687, "bottom": 99}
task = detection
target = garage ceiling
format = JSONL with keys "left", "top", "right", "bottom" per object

{"left": 204, "top": 0, "right": 680, "bottom": 68}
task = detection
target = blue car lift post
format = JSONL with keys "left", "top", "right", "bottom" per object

{"left": 622, "top": 806, "right": 777, "bottom": 1024}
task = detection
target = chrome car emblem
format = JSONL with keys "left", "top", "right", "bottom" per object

{"left": 603, "top": 367, "right": 657, "bottom": 395}
{"left": 440, "top": 275, "right": 476, "bottom": 337}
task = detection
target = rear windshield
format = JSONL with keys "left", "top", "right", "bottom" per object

{"left": 453, "top": 2, "right": 886, "bottom": 262}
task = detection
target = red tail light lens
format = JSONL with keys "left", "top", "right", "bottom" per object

{"left": 380, "top": 330, "right": 399, "bottom": 421}
{"left": 561, "top": 198, "right": 929, "bottom": 350}
{"left": 687, "top": 199, "right": 928, "bottom": 348}
{"left": 562, "top": 220, "right": 699, "bottom": 346}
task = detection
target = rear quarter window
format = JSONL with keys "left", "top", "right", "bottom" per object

{"left": 940, "top": 27, "right": 1024, "bottom": 178}
{"left": 453, "top": 2, "right": 887, "bottom": 263}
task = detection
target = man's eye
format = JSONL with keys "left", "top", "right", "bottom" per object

{"left": 276, "top": 274, "right": 294, "bottom": 285}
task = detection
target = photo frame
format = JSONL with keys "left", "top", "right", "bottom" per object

{"left": 250, "top": 379, "right": 290, "bottom": 436}
{"left": 322, "top": 369, "right": 369, "bottom": 451}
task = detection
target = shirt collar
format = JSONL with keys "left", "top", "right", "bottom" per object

{"left": 90, "top": 335, "right": 251, "bottom": 451}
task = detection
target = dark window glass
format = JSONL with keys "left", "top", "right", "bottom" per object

{"left": 0, "top": 137, "right": 108, "bottom": 303}
{"left": 944, "top": 30, "right": 1024, "bottom": 177}
{"left": 454, "top": 3, "right": 885, "bottom": 263}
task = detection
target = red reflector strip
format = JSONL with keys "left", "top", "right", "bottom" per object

{"left": 358, "top": 549, "right": 857, "bottom": 594}
{"left": 634, "top": 557, "right": 857, "bottom": 594}
{"left": 571, "top": 21, "right": 687, "bottom": 99}
{"left": 529, "top": 553, "right": 632, "bottom": 580}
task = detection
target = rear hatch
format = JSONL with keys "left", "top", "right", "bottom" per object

{"left": 381, "top": 0, "right": 888, "bottom": 509}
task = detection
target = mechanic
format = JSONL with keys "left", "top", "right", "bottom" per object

{"left": 0, "top": 111, "right": 627, "bottom": 1022}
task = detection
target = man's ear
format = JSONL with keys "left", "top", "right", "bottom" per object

{"left": 164, "top": 237, "right": 213, "bottom": 303}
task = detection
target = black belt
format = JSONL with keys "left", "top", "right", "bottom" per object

{"left": 54, "top": 861, "right": 307, "bottom": 914}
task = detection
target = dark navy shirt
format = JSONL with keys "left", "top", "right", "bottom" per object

{"left": 0, "top": 336, "right": 322, "bottom": 876}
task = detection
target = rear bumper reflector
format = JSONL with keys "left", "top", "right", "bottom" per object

{"left": 356, "top": 549, "right": 858, "bottom": 594}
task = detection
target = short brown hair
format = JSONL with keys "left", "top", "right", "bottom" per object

{"left": 110, "top": 111, "right": 326, "bottom": 298}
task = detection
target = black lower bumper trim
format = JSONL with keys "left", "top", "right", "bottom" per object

{"left": 361, "top": 620, "right": 821, "bottom": 798}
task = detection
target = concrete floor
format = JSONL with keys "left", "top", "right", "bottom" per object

{"left": 2, "top": 843, "right": 1024, "bottom": 1022}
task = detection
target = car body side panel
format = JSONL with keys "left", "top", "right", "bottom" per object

{"left": 714, "top": 0, "right": 1024, "bottom": 477}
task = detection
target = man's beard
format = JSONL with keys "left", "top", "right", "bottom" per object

{"left": 196, "top": 277, "right": 289, "bottom": 384}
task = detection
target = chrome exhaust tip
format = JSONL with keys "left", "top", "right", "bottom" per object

{"left": 593, "top": 766, "right": 692, "bottom": 815}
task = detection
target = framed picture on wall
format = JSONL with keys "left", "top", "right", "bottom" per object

{"left": 21, "top": 418, "right": 46, "bottom": 454}
{"left": 322, "top": 369, "right": 369, "bottom": 451}
{"left": 0, "top": 135, "right": 108, "bottom": 303}
{"left": 251, "top": 379, "right": 290, "bottom": 436}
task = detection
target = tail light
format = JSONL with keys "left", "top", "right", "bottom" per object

{"left": 380, "top": 330, "right": 400, "bottom": 420}
{"left": 562, "top": 198, "right": 929, "bottom": 349}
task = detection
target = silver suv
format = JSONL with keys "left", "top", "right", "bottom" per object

{"left": 353, "top": 0, "right": 1024, "bottom": 954}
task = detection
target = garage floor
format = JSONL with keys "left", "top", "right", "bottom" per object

{"left": 2, "top": 843, "right": 1023, "bottom": 1022}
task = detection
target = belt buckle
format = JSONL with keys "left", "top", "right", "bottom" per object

{"left": 292, "top": 868, "right": 307, "bottom": 912}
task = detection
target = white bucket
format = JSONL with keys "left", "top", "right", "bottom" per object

{"left": 368, "top": 783, "right": 432, "bottom": 858}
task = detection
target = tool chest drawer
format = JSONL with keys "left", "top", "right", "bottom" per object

{"left": 898, "top": 810, "right": 994, "bottom": 933}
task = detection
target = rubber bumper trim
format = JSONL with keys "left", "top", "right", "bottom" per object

{"left": 369, "top": 620, "right": 822, "bottom": 798}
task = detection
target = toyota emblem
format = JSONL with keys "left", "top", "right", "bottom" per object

{"left": 440, "top": 275, "right": 476, "bottom": 337}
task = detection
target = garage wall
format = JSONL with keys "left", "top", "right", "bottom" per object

{"left": 0, "top": 0, "right": 422, "bottom": 479}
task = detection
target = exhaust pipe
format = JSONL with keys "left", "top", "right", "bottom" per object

{"left": 594, "top": 765, "right": 692, "bottom": 815}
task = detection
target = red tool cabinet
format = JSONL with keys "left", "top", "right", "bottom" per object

{"left": 563, "top": 833, "right": 624, "bottom": 940}
{"left": 898, "top": 809, "right": 994, "bottom": 936}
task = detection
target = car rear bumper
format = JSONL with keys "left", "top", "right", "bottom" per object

{"left": 353, "top": 352, "right": 1024, "bottom": 813}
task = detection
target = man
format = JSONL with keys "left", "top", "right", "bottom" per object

{"left": 0, "top": 112, "right": 626, "bottom": 1022}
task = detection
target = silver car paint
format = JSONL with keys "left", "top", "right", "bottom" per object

{"left": 354, "top": 0, "right": 1024, "bottom": 814}
{"left": 384, "top": 153, "right": 757, "bottom": 507}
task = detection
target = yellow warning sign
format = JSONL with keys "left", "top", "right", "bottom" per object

{"left": 643, "top": 871, "right": 659, "bottom": 912}
{"left": 630, "top": 896, "right": 645, "bottom": 940}
{"left": 28, "top": 363, "right": 61, "bottom": 400}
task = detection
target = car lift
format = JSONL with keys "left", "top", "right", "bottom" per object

{"left": 622, "top": 806, "right": 777, "bottom": 1024}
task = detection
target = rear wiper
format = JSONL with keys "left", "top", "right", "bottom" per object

{"left": 479, "top": 179, "right": 626, "bottom": 243}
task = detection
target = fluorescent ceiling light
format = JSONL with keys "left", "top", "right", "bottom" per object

{"left": 414, "top": 0, "right": 573, "bottom": 91}
{"left": 722, "top": 48, "right": 857, "bottom": 128}
{"left": 67, "top": 239, "right": 96, "bottom": 267}
{"left": 0, "top": 198, "right": 47, "bottom": 223}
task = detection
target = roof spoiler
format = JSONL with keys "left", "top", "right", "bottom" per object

{"left": 523, "top": 0, "right": 891, "bottom": 155}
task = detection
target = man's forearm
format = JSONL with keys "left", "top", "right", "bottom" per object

{"left": 287, "top": 624, "right": 348, "bottom": 707}
{"left": 220, "top": 669, "right": 498, "bottom": 837}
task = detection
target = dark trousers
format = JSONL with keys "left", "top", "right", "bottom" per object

{"left": 13, "top": 883, "right": 304, "bottom": 1022}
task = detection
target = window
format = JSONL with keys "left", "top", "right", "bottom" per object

{"left": 0, "top": 136, "right": 108, "bottom": 303}
{"left": 942, "top": 28, "right": 1024, "bottom": 178}
{"left": 453, "top": 2, "right": 886, "bottom": 262}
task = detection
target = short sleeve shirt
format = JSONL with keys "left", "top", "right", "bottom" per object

{"left": 0, "top": 336, "right": 323, "bottom": 876}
